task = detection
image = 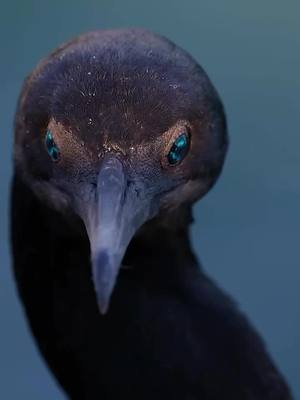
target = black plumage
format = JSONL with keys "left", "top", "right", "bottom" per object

{"left": 11, "top": 29, "right": 292, "bottom": 399}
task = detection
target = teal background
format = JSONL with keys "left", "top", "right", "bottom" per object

{"left": 0, "top": 1, "right": 299, "bottom": 398}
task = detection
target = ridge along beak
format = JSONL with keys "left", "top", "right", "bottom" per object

{"left": 82, "top": 155, "right": 155, "bottom": 314}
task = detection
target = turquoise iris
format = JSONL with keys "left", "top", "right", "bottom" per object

{"left": 45, "top": 130, "right": 60, "bottom": 161}
{"left": 167, "top": 133, "right": 190, "bottom": 165}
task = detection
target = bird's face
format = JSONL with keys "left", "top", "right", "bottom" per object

{"left": 15, "top": 30, "right": 228, "bottom": 312}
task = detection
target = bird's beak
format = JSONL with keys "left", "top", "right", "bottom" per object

{"left": 82, "top": 155, "right": 155, "bottom": 314}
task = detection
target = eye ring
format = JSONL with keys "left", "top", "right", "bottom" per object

{"left": 45, "top": 130, "right": 60, "bottom": 162}
{"left": 165, "top": 128, "right": 191, "bottom": 167}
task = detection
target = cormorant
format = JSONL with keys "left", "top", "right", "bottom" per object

{"left": 11, "top": 29, "right": 292, "bottom": 399}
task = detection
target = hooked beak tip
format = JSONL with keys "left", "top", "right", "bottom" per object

{"left": 97, "top": 298, "right": 110, "bottom": 315}
{"left": 91, "top": 250, "right": 120, "bottom": 315}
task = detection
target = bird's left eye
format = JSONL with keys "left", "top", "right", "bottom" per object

{"left": 167, "top": 132, "right": 190, "bottom": 165}
{"left": 45, "top": 130, "right": 60, "bottom": 161}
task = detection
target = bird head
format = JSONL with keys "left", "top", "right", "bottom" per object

{"left": 14, "top": 29, "right": 228, "bottom": 313}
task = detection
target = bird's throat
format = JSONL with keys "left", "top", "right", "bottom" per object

{"left": 121, "top": 207, "right": 198, "bottom": 280}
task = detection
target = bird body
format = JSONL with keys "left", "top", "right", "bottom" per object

{"left": 11, "top": 29, "right": 292, "bottom": 399}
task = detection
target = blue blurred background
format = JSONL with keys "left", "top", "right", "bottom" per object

{"left": 0, "top": 0, "right": 299, "bottom": 398}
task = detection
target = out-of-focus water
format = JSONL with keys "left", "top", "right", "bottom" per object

{"left": 0, "top": 1, "right": 299, "bottom": 398}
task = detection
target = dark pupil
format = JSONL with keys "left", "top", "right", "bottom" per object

{"left": 45, "top": 130, "right": 59, "bottom": 161}
{"left": 167, "top": 133, "right": 189, "bottom": 165}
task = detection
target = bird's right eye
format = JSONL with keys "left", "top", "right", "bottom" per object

{"left": 45, "top": 130, "right": 60, "bottom": 162}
